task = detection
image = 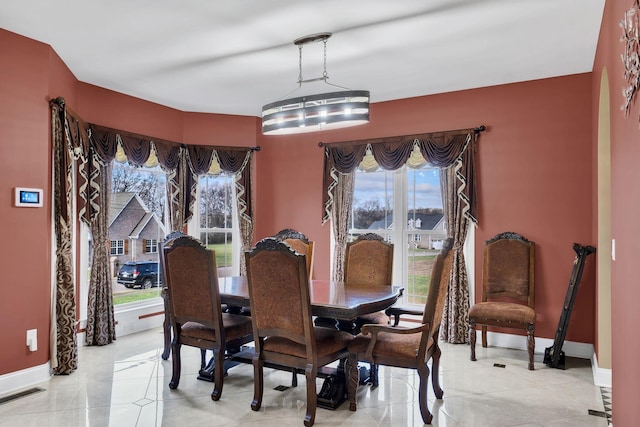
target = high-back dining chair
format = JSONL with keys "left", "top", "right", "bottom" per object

{"left": 160, "top": 231, "right": 187, "bottom": 361}
{"left": 163, "top": 233, "right": 253, "bottom": 401}
{"left": 274, "top": 228, "right": 314, "bottom": 278}
{"left": 468, "top": 231, "right": 536, "bottom": 370}
{"left": 343, "top": 232, "right": 393, "bottom": 387}
{"left": 346, "top": 238, "right": 454, "bottom": 424}
{"left": 245, "top": 238, "right": 353, "bottom": 427}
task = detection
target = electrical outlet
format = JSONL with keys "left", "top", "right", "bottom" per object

{"left": 612, "top": 238, "right": 616, "bottom": 261}
{"left": 26, "top": 329, "right": 37, "bottom": 352}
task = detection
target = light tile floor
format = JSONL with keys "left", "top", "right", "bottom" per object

{"left": 0, "top": 327, "right": 610, "bottom": 427}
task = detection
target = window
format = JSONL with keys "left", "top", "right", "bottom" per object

{"left": 145, "top": 239, "right": 158, "bottom": 253}
{"left": 350, "top": 165, "right": 446, "bottom": 306}
{"left": 110, "top": 240, "right": 125, "bottom": 255}
{"left": 110, "top": 162, "right": 167, "bottom": 305}
{"left": 191, "top": 173, "right": 240, "bottom": 277}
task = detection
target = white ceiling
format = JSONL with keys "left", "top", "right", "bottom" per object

{"left": 0, "top": 0, "right": 605, "bottom": 117}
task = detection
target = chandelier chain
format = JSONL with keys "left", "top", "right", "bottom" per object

{"left": 323, "top": 39, "right": 329, "bottom": 80}
{"left": 298, "top": 44, "right": 303, "bottom": 85}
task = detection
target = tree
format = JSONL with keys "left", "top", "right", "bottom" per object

{"left": 200, "top": 176, "right": 233, "bottom": 229}
{"left": 352, "top": 198, "right": 387, "bottom": 229}
{"left": 111, "top": 164, "right": 166, "bottom": 222}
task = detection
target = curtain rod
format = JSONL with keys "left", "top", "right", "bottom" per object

{"left": 317, "top": 125, "right": 486, "bottom": 147}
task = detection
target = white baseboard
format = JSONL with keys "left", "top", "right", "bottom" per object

{"left": 478, "top": 330, "right": 594, "bottom": 359}
{"left": 591, "top": 352, "right": 612, "bottom": 388}
{"left": 0, "top": 362, "right": 50, "bottom": 398}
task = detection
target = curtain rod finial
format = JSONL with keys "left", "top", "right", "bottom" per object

{"left": 50, "top": 96, "right": 66, "bottom": 108}
{"left": 474, "top": 125, "right": 485, "bottom": 133}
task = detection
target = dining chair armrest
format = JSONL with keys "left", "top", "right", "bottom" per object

{"left": 385, "top": 306, "right": 424, "bottom": 326}
{"left": 361, "top": 322, "right": 431, "bottom": 361}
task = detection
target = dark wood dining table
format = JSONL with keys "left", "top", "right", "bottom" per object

{"left": 218, "top": 276, "right": 404, "bottom": 321}
{"left": 197, "top": 276, "right": 403, "bottom": 409}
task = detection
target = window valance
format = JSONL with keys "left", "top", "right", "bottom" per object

{"left": 51, "top": 98, "right": 256, "bottom": 228}
{"left": 321, "top": 127, "right": 481, "bottom": 224}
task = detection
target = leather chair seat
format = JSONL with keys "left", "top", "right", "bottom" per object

{"left": 468, "top": 302, "right": 536, "bottom": 324}
{"left": 182, "top": 314, "right": 253, "bottom": 341}
{"left": 349, "top": 332, "right": 424, "bottom": 360}
{"left": 264, "top": 329, "right": 353, "bottom": 358}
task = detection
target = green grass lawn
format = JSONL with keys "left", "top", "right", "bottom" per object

{"left": 406, "top": 254, "right": 436, "bottom": 304}
{"left": 206, "top": 243, "right": 232, "bottom": 268}
{"left": 113, "top": 289, "right": 161, "bottom": 305}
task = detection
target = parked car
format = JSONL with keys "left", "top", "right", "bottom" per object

{"left": 117, "top": 261, "right": 162, "bottom": 289}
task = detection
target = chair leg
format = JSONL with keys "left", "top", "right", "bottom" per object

{"left": 161, "top": 296, "right": 171, "bottom": 360}
{"left": 251, "top": 354, "right": 264, "bottom": 411}
{"left": 370, "top": 362, "right": 379, "bottom": 388}
{"left": 527, "top": 324, "right": 535, "bottom": 370}
{"left": 431, "top": 344, "right": 444, "bottom": 399}
{"left": 304, "top": 363, "right": 317, "bottom": 427}
{"left": 416, "top": 363, "right": 433, "bottom": 424}
{"left": 211, "top": 347, "right": 224, "bottom": 401}
{"left": 481, "top": 325, "right": 488, "bottom": 348}
{"left": 392, "top": 314, "right": 400, "bottom": 326}
{"left": 169, "top": 340, "right": 181, "bottom": 389}
{"left": 346, "top": 353, "right": 358, "bottom": 412}
{"left": 162, "top": 319, "right": 171, "bottom": 360}
{"left": 469, "top": 319, "right": 477, "bottom": 362}
{"left": 200, "top": 349, "right": 207, "bottom": 369}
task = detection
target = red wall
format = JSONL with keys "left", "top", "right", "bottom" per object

{"left": 594, "top": 1, "right": 640, "bottom": 425}
{"left": 0, "top": 29, "right": 54, "bottom": 374}
{"left": 0, "top": 24, "right": 600, "bottom": 392}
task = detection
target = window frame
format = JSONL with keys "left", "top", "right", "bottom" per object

{"left": 145, "top": 239, "right": 158, "bottom": 254}
{"left": 349, "top": 166, "right": 448, "bottom": 307}
{"left": 188, "top": 172, "right": 241, "bottom": 277}
{"left": 110, "top": 239, "right": 125, "bottom": 256}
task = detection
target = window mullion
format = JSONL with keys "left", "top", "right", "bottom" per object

{"left": 392, "top": 168, "right": 406, "bottom": 288}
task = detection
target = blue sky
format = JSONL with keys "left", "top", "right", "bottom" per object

{"left": 353, "top": 167, "right": 442, "bottom": 210}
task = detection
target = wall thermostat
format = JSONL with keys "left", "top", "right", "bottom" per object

{"left": 14, "top": 187, "right": 43, "bottom": 208}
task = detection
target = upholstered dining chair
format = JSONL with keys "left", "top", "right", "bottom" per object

{"left": 160, "top": 231, "right": 186, "bottom": 361}
{"left": 346, "top": 238, "right": 454, "bottom": 424}
{"left": 245, "top": 238, "right": 353, "bottom": 427}
{"left": 343, "top": 232, "right": 393, "bottom": 387}
{"left": 241, "top": 229, "right": 315, "bottom": 388}
{"left": 274, "top": 228, "right": 314, "bottom": 278}
{"left": 468, "top": 231, "right": 536, "bottom": 370}
{"left": 163, "top": 233, "right": 254, "bottom": 400}
{"left": 385, "top": 238, "right": 455, "bottom": 326}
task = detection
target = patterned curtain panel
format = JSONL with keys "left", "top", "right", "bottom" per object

{"left": 50, "top": 99, "right": 80, "bottom": 373}
{"left": 440, "top": 166, "right": 472, "bottom": 343}
{"left": 85, "top": 161, "right": 116, "bottom": 345}
{"left": 330, "top": 171, "right": 355, "bottom": 282}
